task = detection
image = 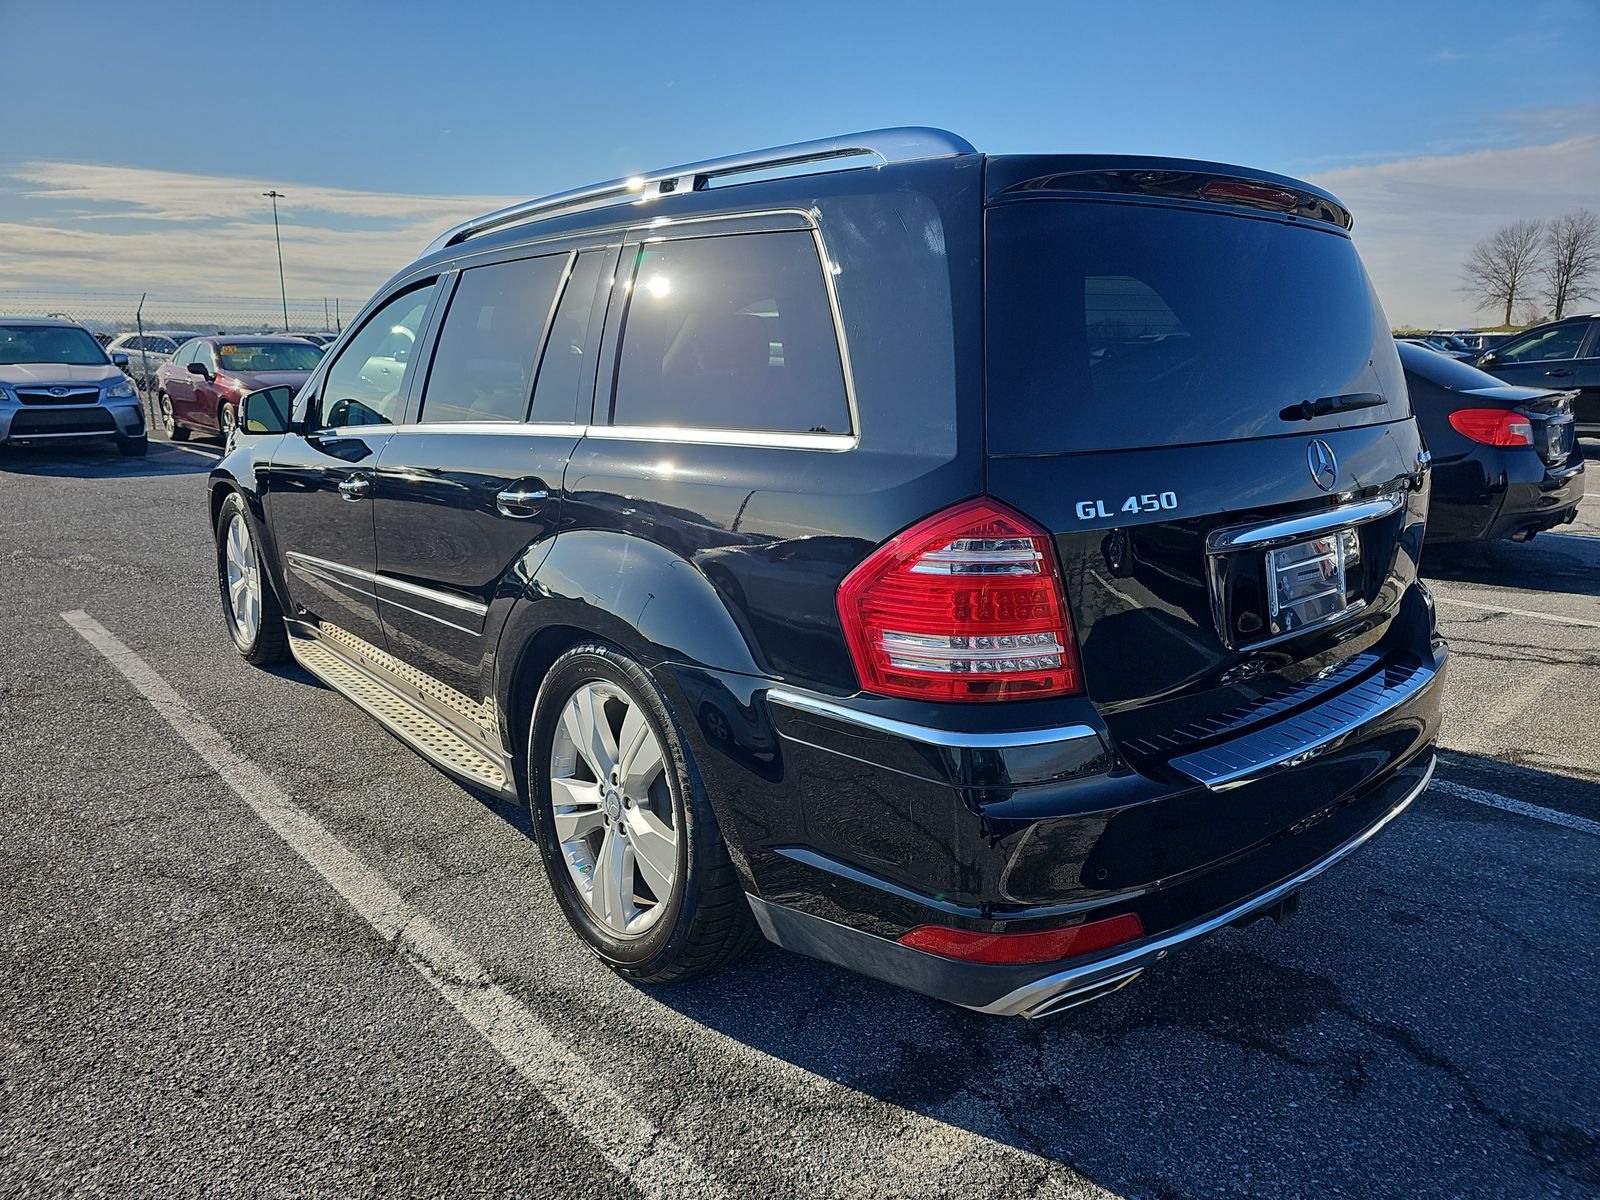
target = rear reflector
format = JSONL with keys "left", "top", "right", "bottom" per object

{"left": 1199, "top": 179, "right": 1301, "bottom": 211}
{"left": 836, "top": 498, "right": 1081, "bottom": 702}
{"left": 1448, "top": 407, "right": 1534, "bottom": 447}
{"left": 898, "top": 913, "right": 1145, "bottom": 965}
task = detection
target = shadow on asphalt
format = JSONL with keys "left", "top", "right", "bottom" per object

{"left": 0, "top": 436, "right": 220, "bottom": 479}
{"left": 1424, "top": 526, "right": 1600, "bottom": 597}
{"left": 610, "top": 749, "right": 1600, "bottom": 1197}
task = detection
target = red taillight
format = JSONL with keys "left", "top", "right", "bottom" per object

{"left": 898, "top": 913, "right": 1145, "bottom": 965}
{"left": 1448, "top": 407, "right": 1534, "bottom": 447}
{"left": 1200, "top": 179, "right": 1300, "bottom": 211}
{"left": 836, "top": 498, "right": 1081, "bottom": 702}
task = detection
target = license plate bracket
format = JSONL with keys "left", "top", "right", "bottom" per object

{"left": 1265, "top": 529, "right": 1360, "bottom": 636}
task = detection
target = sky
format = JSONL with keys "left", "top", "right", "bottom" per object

{"left": 2, "top": 0, "right": 1597, "bottom": 328}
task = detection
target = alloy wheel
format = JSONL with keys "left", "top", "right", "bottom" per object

{"left": 223, "top": 513, "right": 262, "bottom": 646}
{"left": 548, "top": 680, "right": 678, "bottom": 938}
{"left": 159, "top": 394, "right": 176, "bottom": 438}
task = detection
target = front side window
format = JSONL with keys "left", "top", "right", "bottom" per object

{"left": 1494, "top": 322, "right": 1590, "bottom": 364}
{"left": 611, "top": 231, "right": 849, "bottom": 435}
{"left": 420, "top": 255, "right": 567, "bottom": 424}
{"left": 318, "top": 281, "right": 436, "bottom": 428}
{"left": 0, "top": 324, "right": 108, "bottom": 366}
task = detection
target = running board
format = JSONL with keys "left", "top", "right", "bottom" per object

{"left": 289, "top": 629, "right": 510, "bottom": 794}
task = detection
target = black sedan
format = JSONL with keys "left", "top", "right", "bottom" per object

{"left": 1400, "top": 341, "right": 1585, "bottom": 543}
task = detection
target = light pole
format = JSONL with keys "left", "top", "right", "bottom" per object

{"left": 263, "top": 190, "right": 289, "bottom": 329}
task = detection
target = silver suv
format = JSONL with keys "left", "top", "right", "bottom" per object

{"left": 0, "top": 318, "right": 148, "bottom": 456}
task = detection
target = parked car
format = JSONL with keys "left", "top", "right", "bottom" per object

{"left": 155, "top": 336, "right": 322, "bottom": 442}
{"left": 1396, "top": 336, "right": 1473, "bottom": 360}
{"left": 208, "top": 128, "right": 1444, "bottom": 1017}
{"left": 1474, "top": 314, "right": 1600, "bottom": 438}
{"left": 1399, "top": 341, "right": 1583, "bottom": 543}
{"left": 0, "top": 318, "right": 146, "bottom": 455}
{"left": 106, "top": 330, "right": 203, "bottom": 388}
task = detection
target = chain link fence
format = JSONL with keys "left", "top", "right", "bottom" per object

{"left": 0, "top": 289, "right": 360, "bottom": 433}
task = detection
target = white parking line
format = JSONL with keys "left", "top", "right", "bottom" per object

{"left": 160, "top": 442, "right": 222, "bottom": 459}
{"left": 1433, "top": 779, "right": 1600, "bottom": 837}
{"left": 1435, "top": 596, "right": 1600, "bottom": 629}
{"left": 60, "top": 609, "right": 727, "bottom": 1200}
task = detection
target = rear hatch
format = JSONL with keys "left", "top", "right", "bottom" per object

{"left": 981, "top": 158, "right": 1430, "bottom": 784}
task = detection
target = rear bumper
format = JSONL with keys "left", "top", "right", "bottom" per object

{"left": 751, "top": 751, "right": 1435, "bottom": 1017}
{"left": 1428, "top": 450, "right": 1584, "bottom": 543}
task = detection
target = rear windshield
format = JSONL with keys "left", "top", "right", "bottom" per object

{"left": 216, "top": 342, "right": 323, "bottom": 372}
{"left": 0, "top": 324, "right": 108, "bottom": 366}
{"left": 985, "top": 200, "right": 1405, "bottom": 453}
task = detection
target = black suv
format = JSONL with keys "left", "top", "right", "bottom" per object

{"left": 210, "top": 128, "right": 1445, "bottom": 1017}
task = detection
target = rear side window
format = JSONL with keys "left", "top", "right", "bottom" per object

{"left": 529, "top": 250, "right": 607, "bottom": 424}
{"left": 986, "top": 200, "right": 1404, "bottom": 453}
{"left": 610, "top": 231, "right": 850, "bottom": 435}
{"left": 421, "top": 254, "right": 567, "bottom": 424}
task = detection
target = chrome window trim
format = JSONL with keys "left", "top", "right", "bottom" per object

{"left": 378, "top": 420, "right": 587, "bottom": 437}
{"left": 767, "top": 687, "right": 1103, "bottom": 750}
{"left": 587, "top": 424, "right": 855, "bottom": 451}
{"left": 285, "top": 550, "right": 489, "bottom": 618}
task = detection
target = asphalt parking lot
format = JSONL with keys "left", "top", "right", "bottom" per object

{"left": 2, "top": 435, "right": 1597, "bottom": 1200}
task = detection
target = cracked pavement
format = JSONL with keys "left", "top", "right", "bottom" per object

{"left": 1, "top": 437, "right": 1596, "bottom": 1199}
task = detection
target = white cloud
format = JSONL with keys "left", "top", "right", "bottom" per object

{"left": 1310, "top": 133, "right": 1600, "bottom": 328}
{"left": 0, "top": 161, "right": 521, "bottom": 307}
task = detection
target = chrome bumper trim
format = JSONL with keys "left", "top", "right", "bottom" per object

{"left": 766, "top": 687, "right": 1103, "bottom": 751}
{"left": 1169, "top": 657, "right": 1438, "bottom": 791}
{"left": 971, "top": 752, "right": 1435, "bottom": 1018}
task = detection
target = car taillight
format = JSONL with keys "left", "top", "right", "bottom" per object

{"left": 1448, "top": 407, "right": 1534, "bottom": 447}
{"left": 897, "top": 912, "right": 1144, "bottom": 965}
{"left": 836, "top": 497, "right": 1081, "bottom": 702}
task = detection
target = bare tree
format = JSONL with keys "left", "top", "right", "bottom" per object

{"left": 1462, "top": 219, "right": 1545, "bottom": 326}
{"left": 1542, "top": 209, "right": 1600, "bottom": 320}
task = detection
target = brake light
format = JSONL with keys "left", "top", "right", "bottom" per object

{"left": 898, "top": 913, "right": 1144, "bottom": 965}
{"left": 836, "top": 498, "right": 1081, "bottom": 701}
{"left": 1200, "top": 179, "right": 1300, "bottom": 211}
{"left": 1449, "top": 408, "right": 1534, "bottom": 447}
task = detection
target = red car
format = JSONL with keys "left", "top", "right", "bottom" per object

{"left": 155, "top": 336, "right": 322, "bottom": 441}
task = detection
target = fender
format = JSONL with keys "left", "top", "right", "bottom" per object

{"left": 493, "top": 529, "right": 765, "bottom": 734}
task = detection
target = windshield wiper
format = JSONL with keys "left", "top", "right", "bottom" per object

{"left": 1279, "top": 392, "right": 1387, "bottom": 422}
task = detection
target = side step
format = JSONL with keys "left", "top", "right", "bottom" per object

{"left": 289, "top": 631, "right": 510, "bottom": 794}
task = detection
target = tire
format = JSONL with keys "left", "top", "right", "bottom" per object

{"left": 214, "top": 492, "right": 289, "bottom": 665}
{"left": 218, "top": 401, "right": 236, "bottom": 442}
{"left": 117, "top": 435, "right": 148, "bottom": 457}
{"left": 528, "top": 644, "right": 760, "bottom": 984}
{"left": 159, "top": 392, "right": 189, "bottom": 441}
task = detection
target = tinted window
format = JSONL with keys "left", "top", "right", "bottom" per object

{"left": 1494, "top": 322, "right": 1590, "bottom": 364}
{"left": 611, "top": 232, "right": 849, "bottom": 434}
{"left": 986, "top": 201, "right": 1404, "bottom": 453}
{"left": 319, "top": 282, "right": 436, "bottom": 428}
{"left": 216, "top": 341, "right": 323, "bottom": 372}
{"left": 194, "top": 343, "right": 217, "bottom": 372}
{"left": 529, "top": 250, "right": 606, "bottom": 424}
{"left": 420, "top": 255, "right": 566, "bottom": 425}
{"left": 0, "top": 324, "right": 108, "bottom": 366}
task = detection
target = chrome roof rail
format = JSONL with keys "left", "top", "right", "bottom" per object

{"left": 424, "top": 127, "right": 976, "bottom": 256}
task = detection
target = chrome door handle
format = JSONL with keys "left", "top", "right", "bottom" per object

{"left": 1544, "top": 369, "right": 1575, "bottom": 377}
{"left": 495, "top": 485, "right": 549, "bottom": 517}
{"left": 338, "top": 474, "right": 372, "bottom": 501}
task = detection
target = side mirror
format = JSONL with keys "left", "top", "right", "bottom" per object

{"left": 1477, "top": 352, "right": 1496, "bottom": 366}
{"left": 111, "top": 352, "right": 130, "bottom": 368}
{"left": 187, "top": 361, "right": 212, "bottom": 379}
{"left": 242, "top": 386, "right": 294, "bottom": 434}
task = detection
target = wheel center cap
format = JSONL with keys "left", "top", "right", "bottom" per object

{"left": 603, "top": 787, "right": 624, "bottom": 821}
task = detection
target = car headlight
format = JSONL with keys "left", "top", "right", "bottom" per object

{"left": 0, "top": 385, "right": 12, "bottom": 403}
{"left": 103, "top": 377, "right": 137, "bottom": 400}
